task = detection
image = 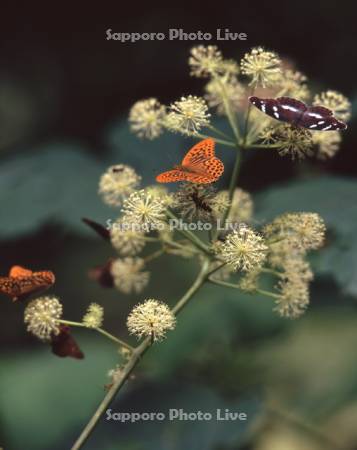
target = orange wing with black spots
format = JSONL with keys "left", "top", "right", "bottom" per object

{"left": 0, "top": 265, "right": 55, "bottom": 302}
{"left": 156, "top": 138, "right": 224, "bottom": 184}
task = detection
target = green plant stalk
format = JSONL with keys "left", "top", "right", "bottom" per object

{"left": 166, "top": 210, "right": 211, "bottom": 255}
{"left": 214, "top": 76, "right": 241, "bottom": 142}
{"left": 260, "top": 267, "right": 283, "bottom": 277}
{"left": 143, "top": 248, "right": 165, "bottom": 263}
{"left": 245, "top": 143, "right": 282, "bottom": 149}
{"left": 209, "top": 280, "right": 282, "bottom": 301}
{"left": 255, "top": 288, "right": 281, "bottom": 299}
{"left": 71, "top": 260, "right": 210, "bottom": 450}
{"left": 208, "top": 278, "right": 241, "bottom": 289}
{"left": 207, "top": 124, "right": 233, "bottom": 140}
{"left": 205, "top": 261, "right": 228, "bottom": 279}
{"left": 58, "top": 319, "right": 133, "bottom": 352}
{"left": 72, "top": 83, "right": 255, "bottom": 449}
{"left": 194, "top": 132, "right": 236, "bottom": 147}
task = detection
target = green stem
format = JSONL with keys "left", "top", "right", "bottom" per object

{"left": 172, "top": 260, "right": 210, "bottom": 314}
{"left": 217, "top": 88, "right": 256, "bottom": 232}
{"left": 205, "top": 262, "right": 228, "bottom": 279}
{"left": 166, "top": 210, "right": 211, "bottom": 255}
{"left": 207, "top": 124, "right": 233, "bottom": 140}
{"left": 208, "top": 278, "right": 241, "bottom": 289}
{"left": 260, "top": 267, "right": 283, "bottom": 278}
{"left": 71, "top": 260, "right": 210, "bottom": 450}
{"left": 58, "top": 320, "right": 133, "bottom": 352}
{"left": 143, "top": 248, "right": 165, "bottom": 263}
{"left": 71, "top": 338, "right": 150, "bottom": 450}
{"left": 214, "top": 76, "right": 241, "bottom": 142}
{"left": 194, "top": 132, "right": 236, "bottom": 147}
{"left": 162, "top": 239, "right": 199, "bottom": 255}
{"left": 143, "top": 236, "right": 161, "bottom": 242}
{"left": 219, "top": 148, "right": 242, "bottom": 230}
{"left": 245, "top": 143, "right": 282, "bottom": 149}
{"left": 256, "top": 288, "right": 281, "bottom": 299}
{"left": 242, "top": 87, "right": 255, "bottom": 146}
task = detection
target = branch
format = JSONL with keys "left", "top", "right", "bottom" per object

{"left": 71, "top": 260, "right": 210, "bottom": 450}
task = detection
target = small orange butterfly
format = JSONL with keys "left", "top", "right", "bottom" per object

{"left": 0, "top": 265, "right": 55, "bottom": 302}
{"left": 156, "top": 138, "right": 224, "bottom": 184}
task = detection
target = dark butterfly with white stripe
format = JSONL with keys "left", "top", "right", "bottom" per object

{"left": 249, "top": 96, "right": 347, "bottom": 131}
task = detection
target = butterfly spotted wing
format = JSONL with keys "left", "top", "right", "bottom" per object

{"left": 249, "top": 96, "right": 347, "bottom": 131}
{"left": 0, "top": 265, "right": 55, "bottom": 302}
{"left": 51, "top": 325, "right": 84, "bottom": 359}
{"left": 249, "top": 96, "right": 306, "bottom": 125}
{"left": 300, "top": 106, "right": 347, "bottom": 130}
{"left": 156, "top": 138, "right": 224, "bottom": 184}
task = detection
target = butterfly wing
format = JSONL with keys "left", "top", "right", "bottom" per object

{"left": 182, "top": 138, "right": 224, "bottom": 183}
{"left": 203, "top": 157, "right": 224, "bottom": 182}
{"left": 0, "top": 277, "right": 22, "bottom": 300}
{"left": 0, "top": 269, "right": 55, "bottom": 302}
{"left": 182, "top": 138, "right": 215, "bottom": 167}
{"left": 249, "top": 96, "right": 307, "bottom": 124}
{"left": 156, "top": 169, "right": 190, "bottom": 183}
{"left": 9, "top": 265, "right": 33, "bottom": 277}
{"left": 51, "top": 325, "right": 84, "bottom": 359}
{"left": 156, "top": 139, "right": 224, "bottom": 184}
{"left": 301, "top": 106, "right": 347, "bottom": 130}
{"left": 180, "top": 173, "right": 215, "bottom": 184}
{"left": 307, "top": 106, "right": 333, "bottom": 117}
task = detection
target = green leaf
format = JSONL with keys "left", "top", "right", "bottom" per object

{"left": 256, "top": 310, "right": 357, "bottom": 418}
{"left": 255, "top": 176, "right": 357, "bottom": 296}
{"left": 255, "top": 176, "right": 357, "bottom": 235}
{"left": 0, "top": 143, "right": 111, "bottom": 239}
{"left": 0, "top": 338, "right": 118, "bottom": 450}
{"left": 144, "top": 282, "right": 284, "bottom": 379}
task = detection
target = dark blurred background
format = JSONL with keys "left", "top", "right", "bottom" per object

{"left": 1, "top": 3, "right": 357, "bottom": 450}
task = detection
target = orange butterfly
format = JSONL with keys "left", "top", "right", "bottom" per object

{"left": 0, "top": 265, "right": 55, "bottom": 302}
{"left": 156, "top": 138, "right": 224, "bottom": 184}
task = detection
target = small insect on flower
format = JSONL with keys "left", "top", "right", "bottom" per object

{"left": 129, "top": 98, "right": 166, "bottom": 139}
{"left": 240, "top": 47, "right": 282, "bottom": 87}
{"left": 165, "top": 95, "right": 211, "bottom": 135}
{"left": 121, "top": 189, "right": 166, "bottom": 230}
{"left": 218, "top": 226, "right": 268, "bottom": 272}
{"left": 99, "top": 164, "right": 141, "bottom": 207}
{"left": 173, "top": 183, "right": 219, "bottom": 221}
{"left": 127, "top": 299, "right": 176, "bottom": 342}
{"left": 249, "top": 96, "right": 347, "bottom": 131}
{"left": 0, "top": 265, "right": 55, "bottom": 302}
{"left": 111, "top": 257, "right": 149, "bottom": 294}
{"left": 24, "top": 296, "right": 63, "bottom": 341}
{"left": 82, "top": 303, "right": 104, "bottom": 328}
{"left": 156, "top": 138, "right": 224, "bottom": 184}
